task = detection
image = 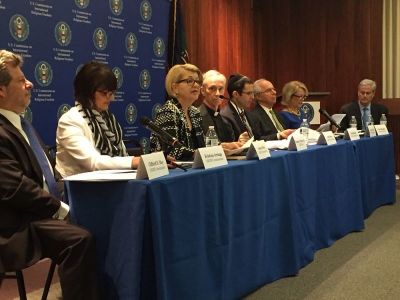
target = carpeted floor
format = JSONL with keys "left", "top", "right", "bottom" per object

{"left": 245, "top": 188, "right": 400, "bottom": 300}
{"left": 1, "top": 189, "right": 399, "bottom": 300}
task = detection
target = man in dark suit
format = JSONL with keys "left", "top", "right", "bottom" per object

{"left": 248, "top": 79, "right": 294, "bottom": 140}
{"left": 339, "top": 79, "right": 388, "bottom": 130}
{"left": 220, "top": 73, "right": 255, "bottom": 140}
{"left": 0, "top": 50, "right": 98, "bottom": 299}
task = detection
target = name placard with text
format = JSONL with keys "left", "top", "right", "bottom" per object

{"left": 137, "top": 152, "right": 169, "bottom": 180}
{"left": 193, "top": 146, "right": 228, "bottom": 169}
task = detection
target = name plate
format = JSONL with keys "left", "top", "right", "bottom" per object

{"left": 365, "top": 125, "right": 376, "bottom": 137}
{"left": 246, "top": 141, "right": 270, "bottom": 160}
{"left": 136, "top": 152, "right": 169, "bottom": 180}
{"left": 317, "top": 131, "right": 337, "bottom": 145}
{"left": 193, "top": 146, "right": 228, "bottom": 169}
{"left": 288, "top": 135, "right": 307, "bottom": 151}
{"left": 374, "top": 124, "right": 389, "bottom": 135}
{"left": 344, "top": 128, "right": 360, "bottom": 140}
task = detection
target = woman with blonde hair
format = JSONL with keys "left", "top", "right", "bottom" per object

{"left": 150, "top": 64, "right": 205, "bottom": 160}
{"left": 279, "top": 80, "right": 309, "bottom": 129}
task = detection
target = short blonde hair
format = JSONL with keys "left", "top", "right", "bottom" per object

{"left": 281, "top": 80, "right": 308, "bottom": 106}
{"left": 165, "top": 63, "right": 202, "bottom": 97}
{"left": 0, "top": 49, "right": 23, "bottom": 86}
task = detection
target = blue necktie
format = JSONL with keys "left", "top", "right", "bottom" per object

{"left": 362, "top": 107, "right": 369, "bottom": 130}
{"left": 20, "top": 117, "right": 61, "bottom": 199}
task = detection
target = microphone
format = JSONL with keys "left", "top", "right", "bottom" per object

{"left": 140, "top": 116, "right": 183, "bottom": 147}
{"left": 319, "top": 108, "right": 342, "bottom": 130}
{"left": 219, "top": 95, "right": 230, "bottom": 100}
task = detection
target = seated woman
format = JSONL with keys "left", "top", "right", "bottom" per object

{"left": 150, "top": 63, "right": 205, "bottom": 160}
{"left": 279, "top": 80, "right": 309, "bottom": 129}
{"left": 56, "top": 61, "right": 140, "bottom": 177}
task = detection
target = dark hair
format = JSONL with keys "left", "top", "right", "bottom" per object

{"left": 227, "top": 73, "right": 253, "bottom": 98}
{"left": 74, "top": 61, "right": 117, "bottom": 109}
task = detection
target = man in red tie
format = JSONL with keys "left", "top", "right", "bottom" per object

{"left": 0, "top": 49, "right": 98, "bottom": 300}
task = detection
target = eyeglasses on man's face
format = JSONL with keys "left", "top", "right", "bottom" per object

{"left": 258, "top": 87, "right": 276, "bottom": 94}
{"left": 177, "top": 78, "right": 202, "bottom": 87}
{"left": 241, "top": 90, "right": 255, "bottom": 96}
{"left": 292, "top": 94, "right": 308, "bottom": 101}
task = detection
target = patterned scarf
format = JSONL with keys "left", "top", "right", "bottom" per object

{"left": 76, "top": 103, "right": 127, "bottom": 157}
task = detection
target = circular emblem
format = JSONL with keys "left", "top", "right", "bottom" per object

{"left": 24, "top": 107, "right": 33, "bottom": 123}
{"left": 300, "top": 102, "right": 314, "bottom": 123}
{"left": 112, "top": 67, "right": 123, "bottom": 89}
{"left": 34, "top": 61, "right": 53, "bottom": 87}
{"left": 139, "top": 137, "right": 150, "bottom": 154}
{"left": 9, "top": 14, "right": 30, "bottom": 42}
{"left": 75, "top": 0, "right": 90, "bottom": 9}
{"left": 57, "top": 104, "right": 71, "bottom": 119}
{"left": 153, "top": 37, "right": 165, "bottom": 58}
{"left": 125, "top": 32, "right": 138, "bottom": 54}
{"left": 140, "top": 0, "right": 152, "bottom": 21}
{"left": 152, "top": 103, "right": 162, "bottom": 120}
{"left": 139, "top": 69, "right": 151, "bottom": 90}
{"left": 125, "top": 103, "right": 137, "bottom": 125}
{"left": 93, "top": 27, "right": 108, "bottom": 51}
{"left": 54, "top": 21, "right": 72, "bottom": 47}
{"left": 109, "top": 0, "right": 123, "bottom": 16}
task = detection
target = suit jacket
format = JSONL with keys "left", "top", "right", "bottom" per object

{"left": 247, "top": 103, "right": 286, "bottom": 141}
{"left": 198, "top": 104, "right": 236, "bottom": 142}
{"left": 220, "top": 102, "right": 253, "bottom": 141}
{"left": 339, "top": 101, "right": 388, "bottom": 130}
{"left": 0, "top": 114, "right": 60, "bottom": 272}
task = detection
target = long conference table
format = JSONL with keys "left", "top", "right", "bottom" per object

{"left": 65, "top": 135, "right": 396, "bottom": 300}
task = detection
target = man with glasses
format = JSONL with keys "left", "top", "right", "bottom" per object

{"left": 248, "top": 79, "right": 294, "bottom": 140}
{"left": 220, "top": 73, "right": 256, "bottom": 140}
{"left": 339, "top": 79, "right": 388, "bottom": 130}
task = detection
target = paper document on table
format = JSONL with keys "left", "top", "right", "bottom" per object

{"left": 265, "top": 139, "right": 289, "bottom": 149}
{"left": 317, "top": 114, "right": 346, "bottom": 131}
{"left": 64, "top": 169, "right": 137, "bottom": 181}
{"left": 224, "top": 137, "right": 254, "bottom": 156}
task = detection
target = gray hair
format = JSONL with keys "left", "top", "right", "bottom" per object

{"left": 358, "top": 79, "right": 376, "bottom": 91}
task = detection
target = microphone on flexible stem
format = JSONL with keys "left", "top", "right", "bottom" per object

{"left": 319, "top": 108, "right": 342, "bottom": 130}
{"left": 219, "top": 95, "right": 230, "bottom": 100}
{"left": 140, "top": 116, "right": 183, "bottom": 148}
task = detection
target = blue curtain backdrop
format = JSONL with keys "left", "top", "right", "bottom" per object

{"left": 0, "top": 0, "right": 171, "bottom": 151}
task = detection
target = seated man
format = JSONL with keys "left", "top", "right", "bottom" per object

{"left": 200, "top": 70, "right": 248, "bottom": 144}
{"left": 220, "top": 73, "right": 255, "bottom": 141}
{"left": 248, "top": 78, "right": 294, "bottom": 140}
{"left": 339, "top": 79, "right": 388, "bottom": 130}
{"left": 0, "top": 49, "right": 98, "bottom": 300}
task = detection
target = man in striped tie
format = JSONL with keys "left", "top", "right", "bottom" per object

{"left": 248, "top": 78, "right": 294, "bottom": 140}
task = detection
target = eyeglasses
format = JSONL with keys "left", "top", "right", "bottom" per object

{"left": 258, "top": 87, "right": 276, "bottom": 94}
{"left": 176, "top": 78, "right": 202, "bottom": 87}
{"left": 241, "top": 91, "right": 255, "bottom": 96}
{"left": 97, "top": 90, "right": 116, "bottom": 98}
{"left": 292, "top": 94, "right": 308, "bottom": 101}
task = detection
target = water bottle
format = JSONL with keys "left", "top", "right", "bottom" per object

{"left": 299, "top": 119, "right": 309, "bottom": 142}
{"left": 349, "top": 116, "right": 357, "bottom": 128}
{"left": 367, "top": 114, "right": 374, "bottom": 126}
{"left": 205, "top": 126, "right": 219, "bottom": 147}
{"left": 380, "top": 114, "right": 387, "bottom": 126}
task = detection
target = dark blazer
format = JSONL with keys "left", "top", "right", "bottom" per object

{"left": 339, "top": 101, "right": 388, "bottom": 130}
{"left": 220, "top": 102, "right": 253, "bottom": 141}
{"left": 198, "top": 104, "right": 236, "bottom": 142}
{"left": 247, "top": 103, "right": 286, "bottom": 141}
{"left": 0, "top": 114, "right": 60, "bottom": 272}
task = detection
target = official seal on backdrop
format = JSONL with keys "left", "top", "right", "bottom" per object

{"left": 153, "top": 37, "right": 165, "bottom": 58}
{"left": 139, "top": 69, "right": 151, "bottom": 90}
{"left": 125, "top": 103, "right": 137, "bottom": 125}
{"left": 75, "top": 0, "right": 90, "bottom": 9}
{"left": 110, "top": 0, "right": 123, "bottom": 16}
{"left": 126, "top": 32, "right": 138, "bottom": 54}
{"left": 140, "top": 0, "right": 152, "bottom": 21}
{"left": 34, "top": 61, "right": 53, "bottom": 87}
{"left": 300, "top": 102, "right": 314, "bottom": 123}
{"left": 152, "top": 103, "right": 162, "bottom": 120}
{"left": 55, "top": 22, "right": 72, "bottom": 47}
{"left": 57, "top": 104, "right": 71, "bottom": 119}
{"left": 113, "top": 67, "right": 123, "bottom": 89}
{"left": 9, "top": 14, "right": 29, "bottom": 42}
{"left": 93, "top": 28, "right": 108, "bottom": 51}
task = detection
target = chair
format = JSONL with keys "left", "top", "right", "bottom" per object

{"left": 0, "top": 259, "right": 57, "bottom": 300}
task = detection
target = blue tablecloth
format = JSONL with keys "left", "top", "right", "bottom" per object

{"left": 65, "top": 135, "right": 396, "bottom": 300}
